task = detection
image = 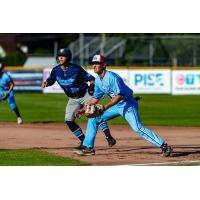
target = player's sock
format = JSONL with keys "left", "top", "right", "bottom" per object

{"left": 65, "top": 121, "right": 85, "bottom": 142}
{"left": 13, "top": 107, "right": 21, "bottom": 118}
{"left": 98, "top": 121, "right": 113, "bottom": 139}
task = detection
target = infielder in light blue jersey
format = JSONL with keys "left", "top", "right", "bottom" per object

{"left": 0, "top": 64, "right": 23, "bottom": 124}
{"left": 75, "top": 55, "right": 172, "bottom": 157}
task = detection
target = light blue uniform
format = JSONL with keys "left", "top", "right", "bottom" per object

{"left": 0, "top": 72, "right": 17, "bottom": 109}
{"left": 83, "top": 70, "right": 165, "bottom": 148}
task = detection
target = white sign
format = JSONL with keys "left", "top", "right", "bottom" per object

{"left": 172, "top": 70, "right": 200, "bottom": 95}
{"left": 129, "top": 69, "right": 171, "bottom": 94}
{"left": 43, "top": 68, "right": 64, "bottom": 93}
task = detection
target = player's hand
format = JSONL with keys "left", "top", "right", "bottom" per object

{"left": 85, "top": 104, "right": 105, "bottom": 118}
{"left": 75, "top": 107, "right": 86, "bottom": 118}
{"left": 42, "top": 81, "right": 49, "bottom": 88}
{"left": 1, "top": 92, "right": 10, "bottom": 101}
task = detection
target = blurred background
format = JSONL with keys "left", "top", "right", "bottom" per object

{"left": 1, "top": 33, "right": 200, "bottom": 94}
{"left": 1, "top": 33, "right": 200, "bottom": 125}
{"left": 2, "top": 33, "right": 200, "bottom": 67}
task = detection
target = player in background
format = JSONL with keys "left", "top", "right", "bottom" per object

{"left": 0, "top": 63, "right": 23, "bottom": 124}
{"left": 42, "top": 48, "right": 116, "bottom": 148}
{"left": 75, "top": 54, "right": 173, "bottom": 156}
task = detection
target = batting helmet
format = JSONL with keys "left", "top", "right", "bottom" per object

{"left": 56, "top": 48, "right": 72, "bottom": 61}
{"left": 91, "top": 54, "right": 106, "bottom": 64}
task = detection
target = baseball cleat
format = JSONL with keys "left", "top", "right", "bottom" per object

{"left": 81, "top": 148, "right": 95, "bottom": 156}
{"left": 106, "top": 137, "right": 117, "bottom": 147}
{"left": 73, "top": 144, "right": 85, "bottom": 153}
{"left": 17, "top": 117, "right": 23, "bottom": 124}
{"left": 161, "top": 143, "right": 173, "bottom": 157}
{"left": 74, "top": 147, "right": 95, "bottom": 156}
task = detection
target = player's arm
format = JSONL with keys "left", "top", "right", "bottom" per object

{"left": 103, "top": 75, "right": 124, "bottom": 110}
{"left": 2, "top": 77, "right": 14, "bottom": 100}
{"left": 8, "top": 80, "right": 14, "bottom": 91}
{"left": 80, "top": 67, "right": 95, "bottom": 95}
{"left": 2, "top": 80, "right": 14, "bottom": 101}
{"left": 89, "top": 97, "right": 99, "bottom": 105}
{"left": 88, "top": 80, "right": 95, "bottom": 95}
{"left": 104, "top": 95, "right": 123, "bottom": 110}
{"left": 42, "top": 69, "right": 56, "bottom": 88}
{"left": 81, "top": 67, "right": 95, "bottom": 82}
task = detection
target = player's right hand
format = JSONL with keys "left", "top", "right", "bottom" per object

{"left": 75, "top": 108, "right": 86, "bottom": 118}
{"left": 42, "top": 81, "right": 49, "bottom": 88}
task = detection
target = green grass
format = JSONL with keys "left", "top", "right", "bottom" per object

{"left": 1, "top": 93, "right": 200, "bottom": 126}
{"left": 0, "top": 149, "right": 90, "bottom": 166}
{"left": 166, "top": 162, "right": 200, "bottom": 166}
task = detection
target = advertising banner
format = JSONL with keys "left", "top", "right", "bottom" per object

{"left": 42, "top": 67, "right": 200, "bottom": 95}
{"left": 9, "top": 70, "right": 43, "bottom": 92}
{"left": 128, "top": 69, "right": 171, "bottom": 94}
{"left": 172, "top": 70, "right": 200, "bottom": 95}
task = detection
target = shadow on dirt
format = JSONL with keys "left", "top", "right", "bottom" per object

{"left": 170, "top": 145, "right": 200, "bottom": 157}
{"left": 30, "top": 144, "right": 200, "bottom": 157}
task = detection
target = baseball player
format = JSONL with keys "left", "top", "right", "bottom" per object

{"left": 42, "top": 48, "right": 116, "bottom": 149}
{"left": 75, "top": 54, "right": 173, "bottom": 156}
{"left": 0, "top": 63, "right": 23, "bottom": 124}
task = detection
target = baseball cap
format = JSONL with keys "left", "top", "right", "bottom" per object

{"left": 91, "top": 54, "right": 106, "bottom": 64}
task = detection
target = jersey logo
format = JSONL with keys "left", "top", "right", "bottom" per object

{"left": 56, "top": 77, "right": 75, "bottom": 86}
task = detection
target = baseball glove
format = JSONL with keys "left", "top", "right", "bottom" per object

{"left": 85, "top": 104, "right": 105, "bottom": 118}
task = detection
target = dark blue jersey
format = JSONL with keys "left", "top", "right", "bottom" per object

{"left": 46, "top": 63, "right": 95, "bottom": 97}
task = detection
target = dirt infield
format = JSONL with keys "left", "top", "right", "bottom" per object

{"left": 0, "top": 122, "right": 200, "bottom": 165}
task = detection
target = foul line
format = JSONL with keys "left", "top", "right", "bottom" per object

{"left": 117, "top": 160, "right": 200, "bottom": 166}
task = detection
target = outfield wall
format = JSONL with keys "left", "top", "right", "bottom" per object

{"left": 5, "top": 66, "right": 200, "bottom": 95}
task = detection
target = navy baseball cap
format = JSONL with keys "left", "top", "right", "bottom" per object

{"left": 91, "top": 54, "right": 106, "bottom": 64}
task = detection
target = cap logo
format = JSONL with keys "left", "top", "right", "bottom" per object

{"left": 92, "top": 55, "right": 101, "bottom": 62}
{"left": 61, "top": 48, "right": 65, "bottom": 53}
{"left": 94, "top": 55, "right": 98, "bottom": 61}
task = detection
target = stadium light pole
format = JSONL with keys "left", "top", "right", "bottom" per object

{"left": 54, "top": 41, "right": 58, "bottom": 65}
{"left": 79, "top": 33, "right": 84, "bottom": 66}
{"left": 100, "top": 33, "right": 106, "bottom": 55}
{"left": 149, "top": 40, "right": 154, "bottom": 66}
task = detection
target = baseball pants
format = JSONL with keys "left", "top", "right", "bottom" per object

{"left": 65, "top": 92, "right": 110, "bottom": 139}
{"left": 83, "top": 97, "right": 164, "bottom": 148}
{"left": 65, "top": 92, "right": 92, "bottom": 121}
{"left": 0, "top": 90, "right": 17, "bottom": 110}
